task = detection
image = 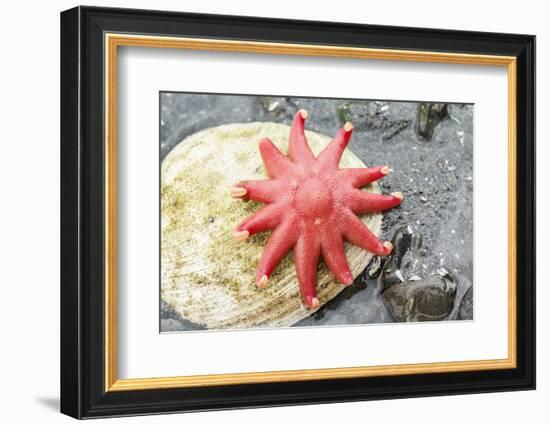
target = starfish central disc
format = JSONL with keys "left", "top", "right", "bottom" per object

{"left": 294, "top": 176, "right": 334, "bottom": 219}
{"left": 231, "top": 110, "right": 403, "bottom": 309}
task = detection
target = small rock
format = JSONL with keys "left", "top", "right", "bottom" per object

{"left": 457, "top": 286, "right": 473, "bottom": 320}
{"left": 382, "top": 274, "right": 457, "bottom": 322}
{"left": 366, "top": 255, "right": 385, "bottom": 279}
{"left": 416, "top": 103, "right": 449, "bottom": 141}
{"left": 435, "top": 267, "right": 452, "bottom": 279}
{"left": 383, "top": 225, "right": 424, "bottom": 288}
{"left": 267, "top": 101, "right": 279, "bottom": 112}
{"left": 336, "top": 101, "right": 410, "bottom": 140}
{"left": 259, "top": 97, "right": 296, "bottom": 117}
{"left": 457, "top": 130, "right": 465, "bottom": 145}
{"left": 441, "top": 271, "right": 472, "bottom": 320}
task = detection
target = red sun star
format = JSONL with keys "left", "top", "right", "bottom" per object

{"left": 230, "top": 110, "right": 403, "bottom": 309}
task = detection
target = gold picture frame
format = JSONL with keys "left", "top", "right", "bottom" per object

{"left": 104, "top": 34, "right": 517, "bottom": 392}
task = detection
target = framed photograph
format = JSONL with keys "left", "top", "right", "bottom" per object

{"left": 60, "top": 6, "right": 535, "bottom": 419}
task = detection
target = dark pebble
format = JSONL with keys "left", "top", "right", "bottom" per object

{"left": 416, "top": 103, "right": 449, "bottom": 141}
{"left": 457, "top": 286, "right": 473, "bottom": 320}
{"left": 382, "top": 274, "right": 457, "bottom": 322}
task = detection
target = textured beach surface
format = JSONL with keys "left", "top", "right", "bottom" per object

{"left": 160, "top": 93, "right": 474, "bottom": 331}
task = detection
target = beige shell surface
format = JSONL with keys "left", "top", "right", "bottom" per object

{"left": 161, "top": 122, "right": 382, "bottom": 330}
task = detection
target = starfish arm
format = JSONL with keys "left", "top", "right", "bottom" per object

{"left": 294, "top": 232, "right": 321, "bottom": 308}
{"left": 349, "top": 190, "right": 403, "bottom": 214}
{"left": 288, "top": 110, "right": 315, "bottom": 164}
{"left": 256, "top": 217, "right": 299, "bottom": 285}
{"left": 340, "top": 209, "right": 392, "bottom": 256}
{"left": 231, "top": 179, "right": 283, "bottom": 203}
{"left": 235, "top": 203, "right": 286, "bottom": 238}
{"left": 258, "top": 137, "right": 295, "bottom": 178}
{"left": 321, "top": 228, "right": 354, "bottom": 285}
{"left": 338, "top": 165, "right": 390, "bottom": 188}
{"left": 316, "top": 123, "right": 353, "bottom": 171}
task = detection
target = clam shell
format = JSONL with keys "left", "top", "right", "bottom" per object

{"left": 161, "top": 122, "right": 382, "bottom": 330}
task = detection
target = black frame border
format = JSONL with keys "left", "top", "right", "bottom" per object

{"left": 61, "top": 6, "right": 535, "bottom": 419}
